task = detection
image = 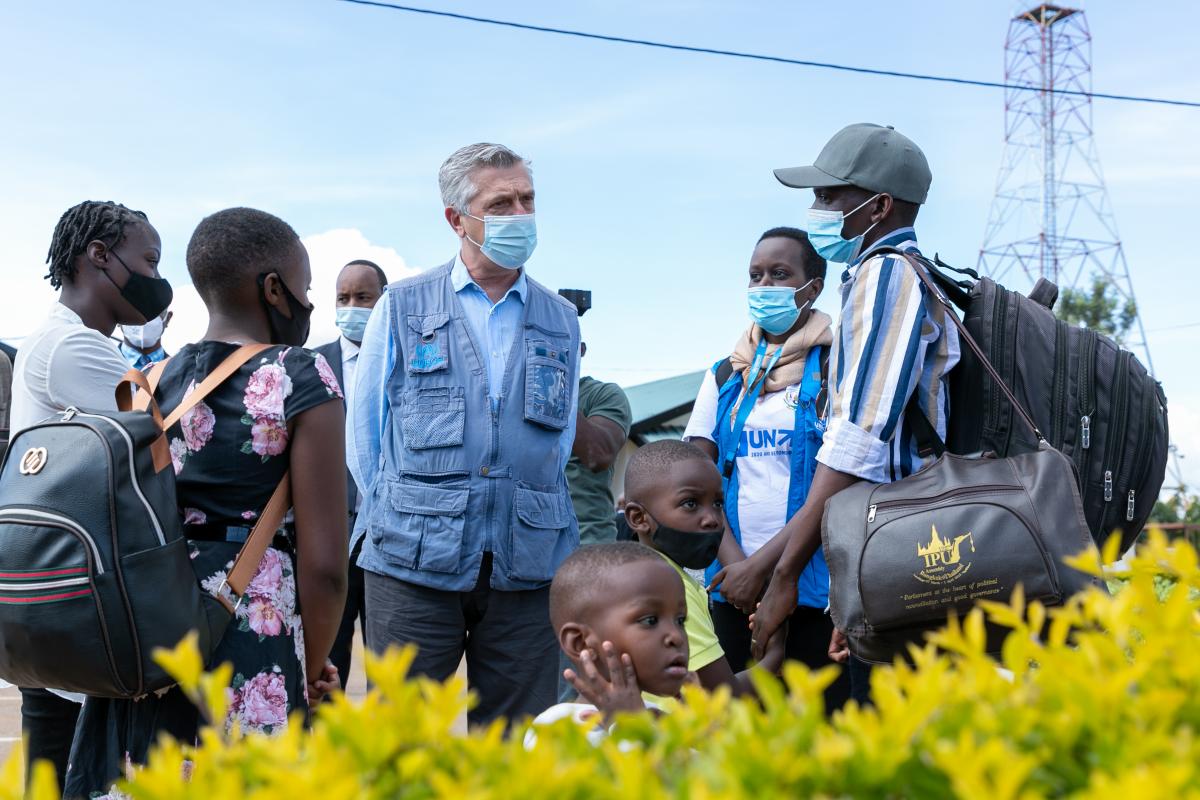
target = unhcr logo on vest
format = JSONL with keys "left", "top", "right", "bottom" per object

{"left": 735, "top": 429, "right": 793, "bottom": 459}
{"left": 914, "top": 524, "right": 975, "bottom": 585}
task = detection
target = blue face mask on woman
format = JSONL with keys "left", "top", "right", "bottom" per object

{"left": 465, "top": 212, "right": 538, "bottom": 269}
{"left": 747, "top": 278, "right": 815, "bottom": 335}
{"left": 805, "top": 194, "right": 881, "bottom": 264}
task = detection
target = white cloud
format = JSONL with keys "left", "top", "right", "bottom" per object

{"left": 161, "top": 228, "right": 419, "bottom": 353}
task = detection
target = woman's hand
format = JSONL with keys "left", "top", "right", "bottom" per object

{"left": 749, "top": 574, "right": 797, "bottom": 661}
{"left": 708, "top": 553, "right": 771, "bottom": 614}
{"left": 564, "top": 641, "right": 644, "bottom": 723}
{"left": 306, "top": 659, "right": 340, "bottom": 704}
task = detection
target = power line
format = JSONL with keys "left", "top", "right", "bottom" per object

{"left": 339, "top": 0, "right": 1200, "bottom": 109}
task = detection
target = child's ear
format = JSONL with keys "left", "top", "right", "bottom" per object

{"left": 559, "top": 623, "right": 592, "bottom": 662}
{"left": 624, "top": 501, "right": 653, "bottom": 536}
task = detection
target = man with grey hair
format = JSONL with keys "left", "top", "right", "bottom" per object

{"left": 348, "top": 142, "right": 581, "bottom": 726}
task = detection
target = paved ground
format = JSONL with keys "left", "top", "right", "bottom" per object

{"left": 0, "top": 632, "right": 373, "bottom": 768}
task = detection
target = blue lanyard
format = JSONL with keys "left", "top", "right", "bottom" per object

{"left": 718, "top": 339, "right": 783, "bottom": 479}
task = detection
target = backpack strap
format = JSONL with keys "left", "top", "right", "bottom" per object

{"left": 714, "top": 356, "right": 734, "bottom": 388}
{"left": 874, "top": 247, "right": 1046, "bottom": 445}
{"left": 120, "top": 344, "right": 289, "bottom": 613}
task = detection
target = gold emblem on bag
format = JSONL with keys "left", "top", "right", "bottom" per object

{"left": 914, "top": 524, "right": 975, "bottom": 585}
{"left": 19, "top": 447, "right": 48, "bottom": 476}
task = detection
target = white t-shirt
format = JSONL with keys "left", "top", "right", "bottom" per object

{"left": 10, "top": 303, "right": 129, "bottom": 433}
{"left": 684, "top": 369, "right": 799, "bottom": 556}
{"left": 523, "top": 700, "right": 662, "bottom": 750}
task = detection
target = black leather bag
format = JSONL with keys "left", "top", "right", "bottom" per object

{"left": 0, "top": 345, "right": 289, "bottom": 697}
{"left": 822, "top": 252, "right": 1102, "bottom": 664}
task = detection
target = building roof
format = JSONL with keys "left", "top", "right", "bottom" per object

{"left": 622, "top": 370, "right": 705, "bottom": 443}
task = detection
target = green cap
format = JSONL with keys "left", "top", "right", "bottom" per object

{"left": 774, "top": 123, "right": 932, "bottom": 204}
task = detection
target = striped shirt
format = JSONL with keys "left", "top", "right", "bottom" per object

{"left": 816, "top": 228, "right": 960, "bottom": 484}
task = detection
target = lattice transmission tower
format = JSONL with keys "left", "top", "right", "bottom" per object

{"left": 978, "top": 4, "right": 1185, "bottom": 490}
{"left": 978, "top": 5, "right": 1151, "bottom": 361}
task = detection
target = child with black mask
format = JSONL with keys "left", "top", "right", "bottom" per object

{"left": 621, "top": 440, "right": 786, "bottom": 699}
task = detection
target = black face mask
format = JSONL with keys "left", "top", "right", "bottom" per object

{"left": 649, "top": 515, "right": 723, "bottom": 570}
{"left": 104, "top": 250, "right": 173, "bottom": 323}
{"left": 258, "top": 272, "right": 312, "bottom": 346}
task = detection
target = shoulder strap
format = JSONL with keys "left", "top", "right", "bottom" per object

{"left": 876, "top": 247, "right": 1045, "bottom": 444}
{"left": 218, "top": 473, "right": 291, "bottom": 613}
{"left": 714, "top": 357, "right": 734, "bottom": 387}
{"left": 160, "top": 344, "right": 273, "bottom": 430}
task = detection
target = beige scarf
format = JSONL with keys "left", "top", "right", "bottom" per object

{"left": 728, "top": 310, "right": 834, "bottom": 395}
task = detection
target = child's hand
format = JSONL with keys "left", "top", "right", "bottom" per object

{"left": 564, "top": 641, "right": 644, "bottom": 722}
{"left": 306, "top": 660, "right": 340, "bottom": 704}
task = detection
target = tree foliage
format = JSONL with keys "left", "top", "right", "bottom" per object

{"left": 1057, "top": 274, "right": 1138, "bottom": 342}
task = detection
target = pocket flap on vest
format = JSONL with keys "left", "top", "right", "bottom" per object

{"left": 514, "top": 486, "right": 569, "bottom": 529}
{"left": 390, "top": 481, "right": 468, "bottom": 517}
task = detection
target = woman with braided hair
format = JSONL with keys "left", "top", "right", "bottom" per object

{"left": 10, "top": 200, "right": 172, "bottom": 790}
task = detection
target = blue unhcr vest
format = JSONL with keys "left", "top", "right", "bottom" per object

{"left": 706, "top": 343, "right": 830, "bottom": 608}
{"left": 360, "top": 261, "right": 580, "bottom": 592}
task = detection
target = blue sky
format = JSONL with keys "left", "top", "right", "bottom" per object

{"left": 2, "top": 1, "right": 1198, "bottom": 487}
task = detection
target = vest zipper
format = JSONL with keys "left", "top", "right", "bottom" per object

{"left": 867, "top": 483, "right": 1018, "bottom": 522}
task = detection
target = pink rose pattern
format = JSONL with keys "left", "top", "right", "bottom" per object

{"left": 198, "top": 544, "right": 306, "bottom": 734}
{"left": 180, "top": 381, "right": 216, "bottom": 452}
{"left": 240, "top": 352, "right": 294, "bottom": 461}
{"left": 313, "top": 352, "right": 343, "bottom": 399}
{"left": 170, "top": 382, "right": 216, "bottom": 474}
{"left": 227, "top": 669, "right": 289, "bottom": 734}
{"left": 183, "top": 508, "right": 207, "bottom": 525}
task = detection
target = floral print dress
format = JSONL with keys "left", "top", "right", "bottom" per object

{"left": 65, "top": 342, "right": 343, "bottom": 797}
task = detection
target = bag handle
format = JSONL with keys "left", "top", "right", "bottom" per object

{"left": 216, "top": 472, "right": 291, "bottom": 614}
{"left": 875, "top": 247, "right": 1046, "bottom": 445}
{"left": 115, "top": 368, "right": 172, "bottom": 471}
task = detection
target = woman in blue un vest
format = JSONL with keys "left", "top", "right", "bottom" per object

{"left": 683, "top": 227, "right": 851, "bottom": 710}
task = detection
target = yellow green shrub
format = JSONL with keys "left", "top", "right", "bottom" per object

{"left": 5, "top": 531, "right": 1199, "bottom": 799}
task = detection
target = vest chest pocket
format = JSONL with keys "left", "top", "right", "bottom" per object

{"left": 509, "top": 484, "right": 572, "bottom": 582}
{"left": 400, "top": 387, "right": 465, "bottom": 450}
{"left": 406, "top": 313, "right": 451, "bottom": 375}
{"left": 524, "top": 337, "right": 571, "bottom": 431}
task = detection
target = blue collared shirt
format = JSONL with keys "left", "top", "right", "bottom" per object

{"left": 118, "top": 341, "right": 167, "bottom": 371}
{"left": 346, "top": 255, "right": 579, "bottom": 548}
{"left": 817, "top": 227, "right": 961, "bottom": 483}
{"left": 450, "top": 254, "right": 528, "bottom": 399}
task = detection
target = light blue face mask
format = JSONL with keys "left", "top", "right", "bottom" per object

{"left": 747, "top": 278, "right": 815, "bottom": 335}
{"left": 466, "top": 212, "right": 537, "bottom": 269}
{"left": 805, "top": 194, "right": 881, "bottom": 264}
{"left": 335, "top": 305, "right": 372, "bottom": 343}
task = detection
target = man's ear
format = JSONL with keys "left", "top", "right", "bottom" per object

{"left": 559, "top": 622, "right": 593, "bottom": 662}
{"left": 163, "top": 311, "right": 173, "bottom": 328}
{"left": 444, "top": 206, "right": 466, "bottom": 237}
{"left": 870, "top": 193, "right": 894, "bottom": 224}
{"left": 624, "top": 501, "right": 653, "bottom": 536}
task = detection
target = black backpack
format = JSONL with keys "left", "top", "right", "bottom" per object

{"left": 0, "top": 345, "right": 288, "bottom": 697}
{"left": 881, "top": 248, "right": 1170, "bottom": 552}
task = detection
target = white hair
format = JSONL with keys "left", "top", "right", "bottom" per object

{"left": 438, "top": 143, "right": 532, "bottom": 214}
